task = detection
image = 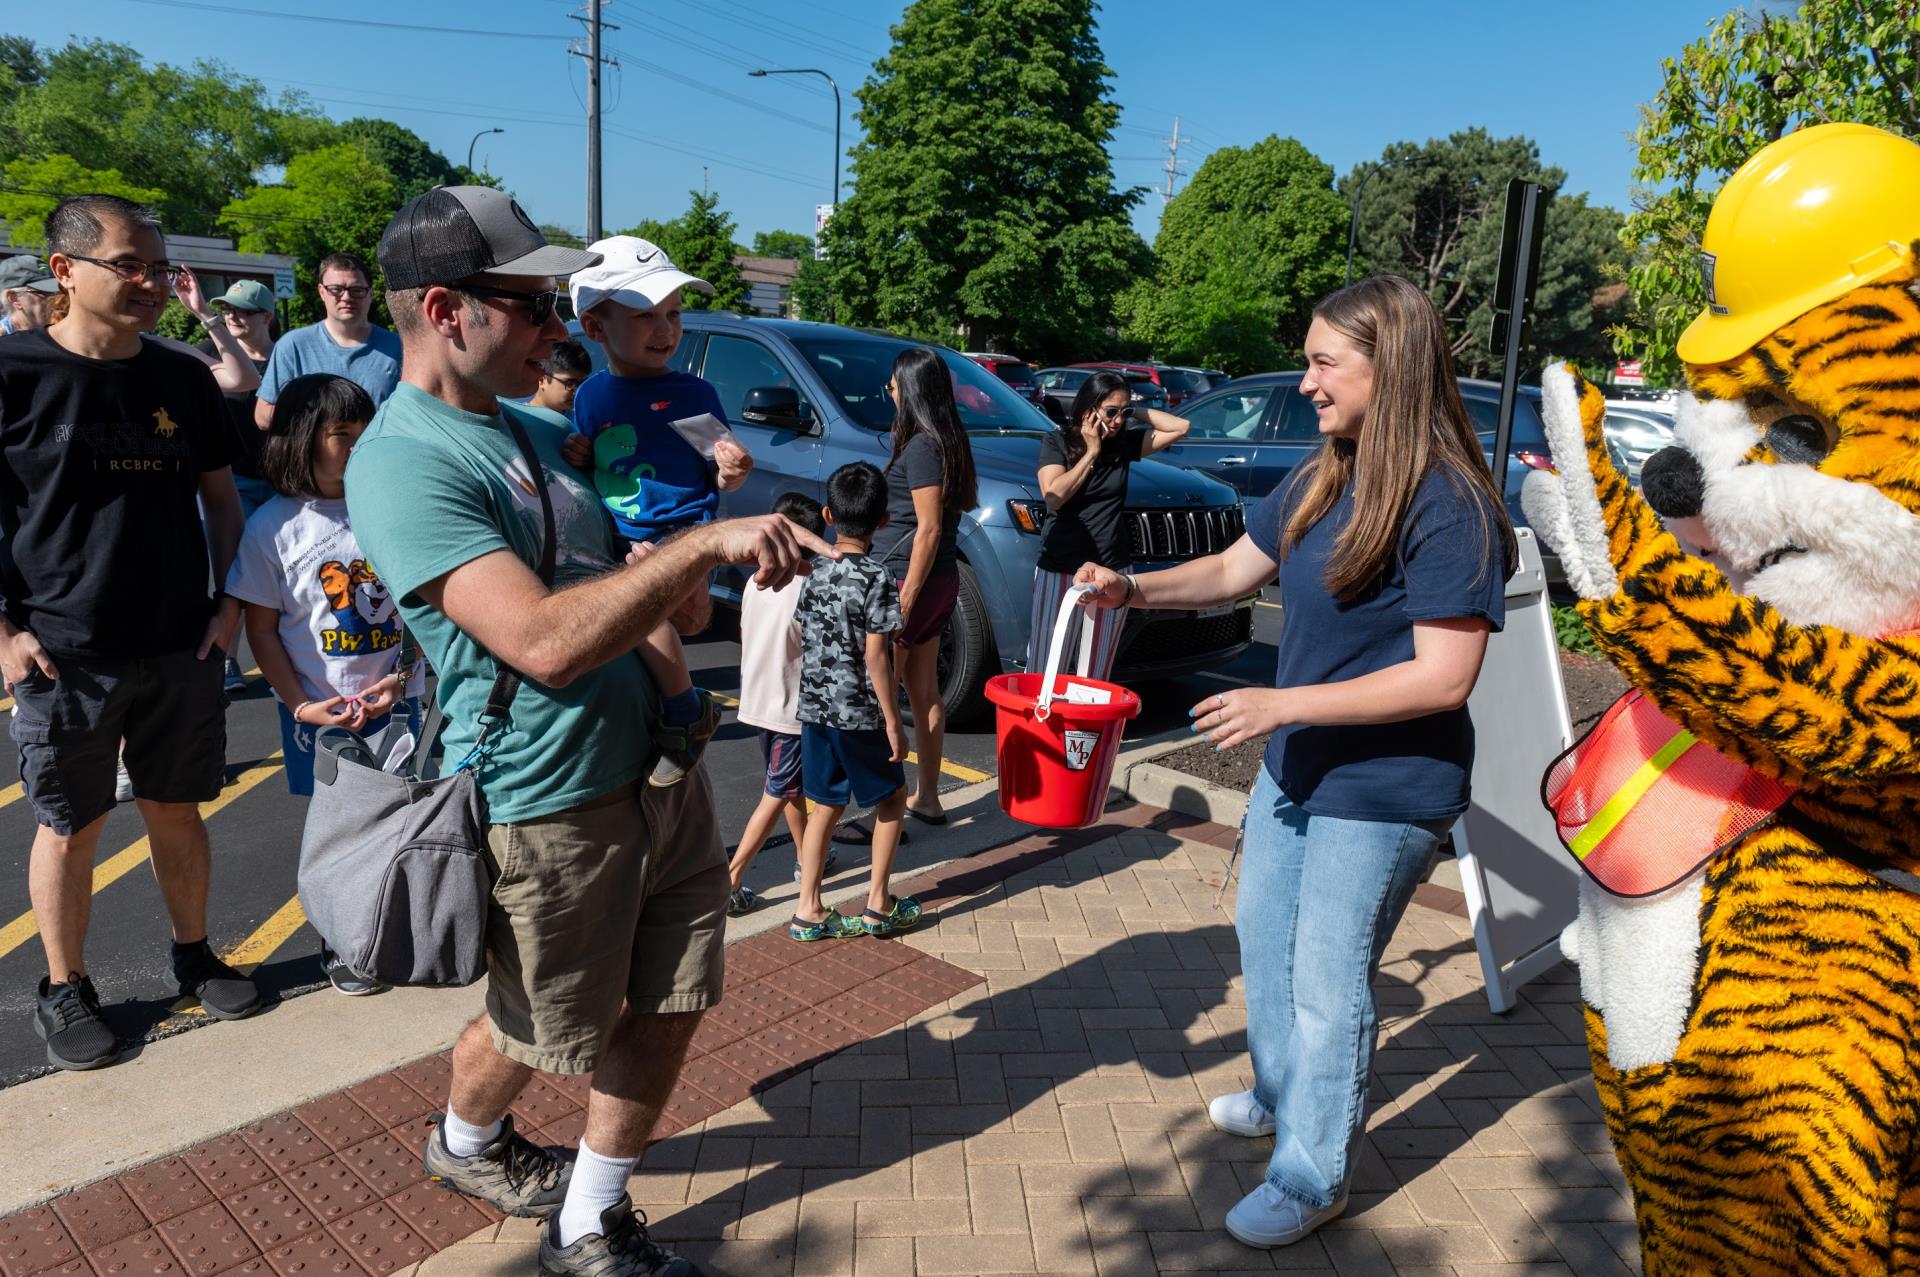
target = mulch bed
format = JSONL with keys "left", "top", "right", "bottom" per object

{"left": 1154, "top": 649, "right": 1629, "bottom": 793}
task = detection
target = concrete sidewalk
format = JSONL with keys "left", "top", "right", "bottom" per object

{"left": 0, "top": 799, "right": 1640, "bottom": 1277}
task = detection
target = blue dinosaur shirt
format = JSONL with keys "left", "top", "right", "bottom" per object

{"left": 570, "top": 368, "right": 722, "bottom": 544}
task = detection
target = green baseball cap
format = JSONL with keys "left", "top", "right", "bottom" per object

{"left": 213, "top": 279, "right": 275, "bottom": 312}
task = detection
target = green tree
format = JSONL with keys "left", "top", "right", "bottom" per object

{"left": 539, "top": 223, "right": 586, "bottom": 249}
{"left": 333, "top": 118, "right": 465, "bottom": 204}
{"left": 616, "top": 191, "right": 748, "bottom": 311}
{"left": 0, "top": 39, "right": 330, "bottom": 235}
{"left": 789, "top": 256, "right": 833, "bottom": 321}
{"left": 750, "top": 229, "right": 814, "bottom": 260}
{"left": 1619, "top": 0, "right": 1920, "bottom": 384}
{"left": 0, "top": 154, "right": 167, "bottom": 249}
{"left": 821, "top": 0, "right": 1144, "bottom": 359}
{"left": 219, "top": 145, "right": 397, "bottom": 326}
{"left": 1346, "top": 129, "right": 1628, "bottom": 380}
{"left": 1124, "top": 136, "right": 1348, "bottom": 371}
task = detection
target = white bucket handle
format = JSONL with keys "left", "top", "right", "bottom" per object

{"left": 1034, "top": 582, "right": 1098, "bottom": 722}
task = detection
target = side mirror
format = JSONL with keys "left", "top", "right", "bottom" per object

{"left": 740, "top": 385, "right": 812, "bottom": 431}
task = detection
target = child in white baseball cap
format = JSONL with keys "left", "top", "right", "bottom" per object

{"left": 562, "top": 236, "right": 754, "bottom": 785}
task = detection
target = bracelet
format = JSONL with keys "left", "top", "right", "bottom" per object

{"left": 293, "top": 701, "right": 313, "bottom": 720}
{"left": 1122, "top": 573, "right": 1138, "bottom": 602}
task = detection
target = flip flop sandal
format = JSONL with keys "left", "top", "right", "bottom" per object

{"left": 835, "top": 821, "right": 909, "bottom": 847}
{"left": 906, "top": 808, "right": 948, "bottom": 827}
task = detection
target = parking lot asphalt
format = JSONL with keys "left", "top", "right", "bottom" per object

{"left": 0, "top": 593, "right": 1280, "bottom": 1086}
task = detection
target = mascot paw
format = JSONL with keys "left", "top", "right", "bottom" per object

{"left": 1533, "top": 366, "right": 1620, "bottom": 602}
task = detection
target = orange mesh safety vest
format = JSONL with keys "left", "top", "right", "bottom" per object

{"left": 1541, "top": 690, "right": 1794, "bottom": 897}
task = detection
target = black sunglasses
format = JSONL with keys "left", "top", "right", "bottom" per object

{"left": 455, "top": 282, "right": 559, "bottom": 327}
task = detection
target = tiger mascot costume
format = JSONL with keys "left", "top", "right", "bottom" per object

{"left": 1522, "top": 121, "right": 1920, "bottom": 1275}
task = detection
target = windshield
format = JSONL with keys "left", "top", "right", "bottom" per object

{"left": 993, "top": 362, "right": 1035, "bottom": 386}
{"left": 1158, "top": 370, "right": 1203, "bottom": 394}
{"left": 791, "top": 335, "right": 1054, "bottom": 433}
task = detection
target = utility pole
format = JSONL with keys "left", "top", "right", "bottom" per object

{"left": 569, "top": 2, "right": 619, "bottom": 242}
{"left": 1162, "top": 116, "right": 1184, "bottom": 204}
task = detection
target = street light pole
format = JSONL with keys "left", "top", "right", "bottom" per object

{"left": 466, "top": 127, "right": 504, "bottom": 175}
{"left": 747, "top": 67, "right": 841, "bottom": 208}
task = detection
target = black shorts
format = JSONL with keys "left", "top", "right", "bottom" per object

{"left": 9, "top": 648, "right": 227, "bottom": 835}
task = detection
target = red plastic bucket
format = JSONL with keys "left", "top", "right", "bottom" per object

{"left": 985, "top": 670, "right": 1141, "bottom": 828}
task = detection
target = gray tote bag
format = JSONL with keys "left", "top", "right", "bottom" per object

{"left": 296, "top": 410, "right": 556, "bottom": 988}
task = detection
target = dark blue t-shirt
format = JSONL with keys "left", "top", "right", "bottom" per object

{"left": 1245, "top": 467, "right": 1509, "bottom": 822}
{"left": 571, "top": 368, "right": 724, "bottom": 543}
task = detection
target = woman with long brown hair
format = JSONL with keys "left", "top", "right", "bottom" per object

{"left": 1077, "top": 274, "right": 1515, "bottom": 1249}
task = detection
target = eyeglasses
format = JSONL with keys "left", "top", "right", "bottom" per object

{"left": 885, "top": 380, "right": 897, "bottom": 394}
{"left": 320, "top": 284, "right": 371, "bottom": 300}
{"left": 548, "top": 374, "right": 586, "bottom": 390}
{"left": 456, "top": 282, "right": 559, "bottom": 327}
{"left": 1096, "top": 405, "right": 1131, "bottom": 421}
{"left": 65, "top": 254, "right": 183, "bottom": 286}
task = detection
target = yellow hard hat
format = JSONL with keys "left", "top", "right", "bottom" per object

{"left": 1678, "top": 122, "right": 1920, "bottom": 366}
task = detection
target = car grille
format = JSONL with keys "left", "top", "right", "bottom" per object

{"left": 1123, "top": 506, "right": 1245, "bottom": 562}
{"left": 1118, "top": 608, "right": 1254, "bottom": 667}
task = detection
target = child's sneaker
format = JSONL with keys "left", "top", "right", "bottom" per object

{"left": 649, "top": 690, "right": 720, "bottom": 787}
{"left": 789, "top": 909, "right": 860, "bottom": 942}
{"left": 793, "top": 848, "right": 839, "bottom": 881}
{"left": 727, "top": 886, "right": 762, "bottom": 917}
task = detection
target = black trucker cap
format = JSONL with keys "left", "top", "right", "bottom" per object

{"left": 378, "top": 186, "right": 601, "bottom": 290}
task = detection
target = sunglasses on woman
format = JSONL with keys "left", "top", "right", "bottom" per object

{"left": 1096, "top": 405, "right": 1131, "bottom": 421}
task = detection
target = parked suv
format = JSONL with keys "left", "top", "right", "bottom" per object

{"left": 1163, "top": 372, "right": 1582, "bottom": 582}
{"left": 1036, "top": 365, "right": 1168, "bottom": 424}
{"left": 963, "top": 352, "right": 1041, "bottom": 404}
{"left": 569, "top": 316, "right": 1253, "bottom": 721}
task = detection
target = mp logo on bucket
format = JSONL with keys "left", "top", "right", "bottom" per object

{"left": 1064, "top": 730, "right": 1099, "bottom": 772}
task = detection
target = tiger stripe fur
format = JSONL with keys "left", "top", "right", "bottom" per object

{"left": 1536, "top": 272, "right": 1920, "bottom": 1275}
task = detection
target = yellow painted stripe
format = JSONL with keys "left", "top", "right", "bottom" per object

{"left": 0, "top": 781, "right": 21, "bottom": 812}
{"left": 907, "top": 750, "right": 990, "bottom": 784}
{"left": 0, "top": 752, "right": 287, "bottom": 961}
{"left": 1568, "top": 731, "right": 1697, "bottom": 860}
{"left": 0, "top": 696, "right": 10, "bottom": 713}
{"left": 709, "top": 690, "right": 740, "bottom": 709}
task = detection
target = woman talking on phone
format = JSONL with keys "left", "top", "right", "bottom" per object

{"left": 1028, "top": 370, "right": 1188, "bottom": 679}
{"left": 1076, "top": 275, "right": 1514, "bottom": 1250}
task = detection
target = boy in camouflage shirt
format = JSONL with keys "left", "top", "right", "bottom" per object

{"left": 790, "top": 462, "right": 922, "bottom": 941}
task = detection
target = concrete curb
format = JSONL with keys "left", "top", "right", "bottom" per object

{"left": 1113, "top": 737, "right": 1250, "bottom": 829}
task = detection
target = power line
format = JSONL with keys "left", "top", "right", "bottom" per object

{"left": 119, "top": 0, "right": 571, "bottom": 41}
{"left": 603, "top": 45, "right": 832, "bottom": 133}
{"left": 701, "top": 0, "right": 881, "bottom": 66}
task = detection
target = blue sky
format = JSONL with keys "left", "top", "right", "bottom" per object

{"left": 16, "top": 0, "right": 1735, "bottom": 247}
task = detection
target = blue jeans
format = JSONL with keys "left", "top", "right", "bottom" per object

{"left": 233, "top": 475, "right": 276, "bottom": 521}
{"left": 1238, "top": 767, "right": 1450, "bottom": 1208}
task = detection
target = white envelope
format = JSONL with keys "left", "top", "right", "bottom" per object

{"left": 669, "top": 412, "right": 741, "bottom": 460}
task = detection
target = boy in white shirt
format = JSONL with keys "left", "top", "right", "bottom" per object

{"left": 725, "top": 492, "right": 829, "bottom": 915}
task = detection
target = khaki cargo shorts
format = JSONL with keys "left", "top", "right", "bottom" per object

{"left": 481, "top": 768, "right": 729, "bottom": 1074}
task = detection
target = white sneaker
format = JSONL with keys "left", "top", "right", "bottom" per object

{"left": 1224, "top": 1182, "right": 1348, "bottom": 1248}
{"left": 114, "top": 762, "right": 134, "bottom": 804}
{"left": 1208, "top": 1088, "right": 1276, "bottom": 1137}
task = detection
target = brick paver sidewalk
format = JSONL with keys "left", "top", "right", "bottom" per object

{"left": 0, "top": 802, "right": 1642, "bottom": 1276}
{"left": 429, "top": 818, "right": 1640, "bottom": 1276}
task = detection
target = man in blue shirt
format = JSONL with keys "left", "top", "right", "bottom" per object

{"left": 253, "top": 252, "right": 401, "bottom": 427}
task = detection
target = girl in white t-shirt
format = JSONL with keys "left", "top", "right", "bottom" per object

{"left": 224, "top": 373, "right": 421, "bottom": 995}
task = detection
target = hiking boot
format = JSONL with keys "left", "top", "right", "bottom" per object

{"left": 34, "top": 973, "right": 118, "bottom": 1071}
{"left": 423, "top": 1114, "right": 573, "bottom": 1217}
{"left": 321, "top": 946, "right": 388, "bottom": 997}
{"left": 166, "top": 940, "right": 263, "bottom": 1020}
{"left": 648, "top": 691, "right": 720, "bottom": 787}
{"left": 539, "top": 1196, "right": 698, "bottom": 1275}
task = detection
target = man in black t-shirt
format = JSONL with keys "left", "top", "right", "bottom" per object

{"left": 0, "top": 195, "right": 260, "bottom": 1071}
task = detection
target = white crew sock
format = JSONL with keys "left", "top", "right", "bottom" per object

{"left": 440, "top": 1107, "right": 503, "bottom": 1158}
{"left": 556, "top": 1140, "right": 640, "bottom": 1248}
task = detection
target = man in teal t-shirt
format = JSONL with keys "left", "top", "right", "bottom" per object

{"left": 345, "top": 187, "right": 831, "bottom": 1274}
